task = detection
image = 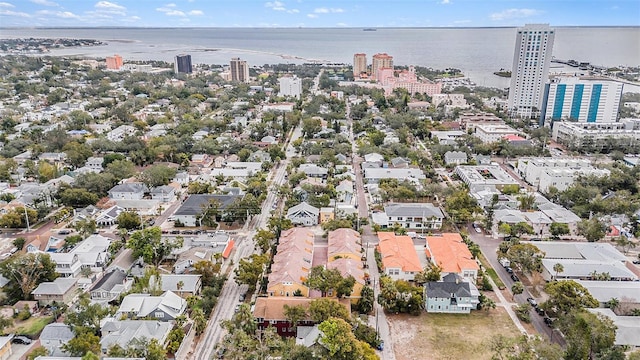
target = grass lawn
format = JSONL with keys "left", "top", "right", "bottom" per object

{"left": 6, "top": 316, "right": 54, "bottom": 337}
{"left": 389, "top": 308, "right": 519, "bottom": 360}
{"left": 478, "top": 254, "right": 505, "bottom": 289}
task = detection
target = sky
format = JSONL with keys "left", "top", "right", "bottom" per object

{"left": 0, "top": 0, "right": 638, "bottom": 28}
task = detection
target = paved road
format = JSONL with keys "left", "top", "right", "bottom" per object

{"left": 192, "top": 73, "right": 315, "bottom": 360}
{"left": 468, "top": 225, "right": 565, "bottom": 346}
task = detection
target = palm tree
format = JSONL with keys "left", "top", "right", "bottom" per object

{"left": 177, "top": 280, "right": 184, "bottom": 298}
{"left": 606, "top": 298, "right": 620, "bottom": 313}
{"left": 553, "top": 263, "right": 564, "bottom": 280}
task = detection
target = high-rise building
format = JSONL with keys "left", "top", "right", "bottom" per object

{"left": 541, "top": 76, "right": 623, "bottom": 125}
{"left": 230, "top": 57, "right": 250, "bottom": 83}
{"left": 174, "top": 54, "right": 192, "bottom": 74}
{"left": 353, "top": 53, "right": 367, "bottom": 77}
{"left": 508, "top": 24, "right": 555, "bottom": 118}
{"left": 372, "top": 53, "right": 393, "bottom": 80}
{"left": 278, "top": 75, "right": 302, "bottom": 98}
{"left": 105, "top": 54, "right": 123, "bottom": 70}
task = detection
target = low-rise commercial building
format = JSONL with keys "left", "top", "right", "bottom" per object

{"left": 551, "top": 120, "right": 640, "bottom": 152}
{"left": 455, "top": 165, "right": 520, "bottom": 192}
{"left": 473, "top": 124, "right": 523, "bottom": 144}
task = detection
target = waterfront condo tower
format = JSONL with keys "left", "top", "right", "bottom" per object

{"left": 105, "top": 54, "right": 123, "bottom": 70}
{"left": 508, "top": 24, "right": 555, "bottom": 119}
{"left": 278, "top": 75, "right": 303, "bottom": 98}
{"left": 230, "top": 57, "right": 250, "bottom": 83}
{"left": 372, "top": 53, "right": 393, "bottom": 80}
{"left": 540, "top": 75, "right": 623, "bottom": 126}
{"left": 353, "top": 53, "right": 367, "bottom": 78}
{"left": 174, "top": 54, "right": 193, "bottom": 74}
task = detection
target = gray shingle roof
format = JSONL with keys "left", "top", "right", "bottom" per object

{"left": 90, "top": 269, "right": 128, "bottom": 292}
{"left": 40, "top": 323, "right": 73, "bottom": 342}
{"left": 174, "top": 194, "right": 242, "bottom": 216}
{"left": 426, "top": 277, "right": 472, "bottom": 298}
{"left": 384, "top": 203, "right": 444, "bottom": 218}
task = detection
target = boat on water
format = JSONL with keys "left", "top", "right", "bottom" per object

{"left": 363, "top": 28, "right": 377, "bottom": 31}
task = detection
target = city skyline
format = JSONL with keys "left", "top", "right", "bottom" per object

{"left": 0, "top": 0, "right": 638, "bottom": 28}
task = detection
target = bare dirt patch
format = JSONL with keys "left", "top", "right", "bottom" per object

{"left": 388, "top": 307, "right": 520, "bottom": 360}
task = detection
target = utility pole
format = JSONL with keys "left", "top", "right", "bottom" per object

{"left": 23, "top": 206, "right": 30, "bottom": 232}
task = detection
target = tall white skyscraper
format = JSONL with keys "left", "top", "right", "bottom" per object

{"left": 508, "top": 24, "right": 555, "bottom": 118}
{"left": 278, "top": 76, "right": 302, "bottom": 98}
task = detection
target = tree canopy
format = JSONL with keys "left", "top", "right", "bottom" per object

{"left": 127, "top": 227, "right": 182, "bottom": 267}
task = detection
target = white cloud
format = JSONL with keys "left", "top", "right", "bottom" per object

{"left": 95, "top": 1, "right": 125, "bottom": 11}
{"left": 0, "top": 9, "right": 30, "bottom": 17}
{"left": 130, "top": 15, "right": 140, "bottom": 20}
{"left": 287, "top": 9, "right": 299, "bottom": 14}
{"left": 490, "top": 8, "right": 542, "bottom": 21}
{"left": 37, "top": 9, "right": 80, "bottom": 19}
{"left": 188, "top": 10, "right": 203, "bottom": 15}
{"left": 156, "top": 5, "right": 185, "bottom": 16}
{"left": 336, "top": 22, "right": 347, "bottom": 27}
{"left": 440, "top": 0, "right": 451, "bottom": 4}
{"left": 0, "top": 2, "right": 14, "bottom": 8}
{"left": 313, "top": 7, "right": 344, "bottom": 14}
{"left": 265, "top": 1, "right": 286, "bottom": 11}
{"left": 30, "top": 0, "right": 58, "bottom": 6}
{"left": 307, "top": 13, "right": 318, "bottom": 18}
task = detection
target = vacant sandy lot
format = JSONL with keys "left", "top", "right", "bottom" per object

{"left": 388, "top": 307, "right": 519, "bottom": 360}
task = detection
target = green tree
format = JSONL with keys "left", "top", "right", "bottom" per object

{"left": 58, "top": 188, "right": 99, "bottom": 207}
{"left": 137, "top": 164, "right": 177, "bottom": 188}
{"left": 577, "top": 218, "right": 608, "bottom": 242}
{"left": 81, "top": 352, "right": 100, "bottom": 360}
{"left": 543, "top": 280, "right": 599, "bottom": 316}
{"left": 192, "top": 308, "right": 207, "bottom": 335}
{"left": 234, "top": 254, "right": 268, "bottom": 291}
{"left": 62, "top": 331, "right": 101, "bottom": 356}
{"left": 549, "top": 222, "right": 570, "bottom": 239}
{"left": 0, "top": 253, "right": 57, "bottom": 301}
{"left": 12, "top": 237, "right": 26, "bottom": 250}
{"left": 511, "top": 281, "right": 524, "bottom": 301}
{"left": 414, "top": 264, "right": 442, "bottom": 285}
{"left": 64, "top": 295, "right": 111, "bottom": 335}
{"left": 615, "top": 236, "right": 637, "bottom": 254}
{"left": 283, "top": 304, "right": 307, "bottom": 331}
{"left": 517, "top": 194, "right": 536, "bottom": 211}
{"left": 304, "top": 266, "right": 346, "bottom": 297}
{"left": 74, "top": 218, "right": 97, "bottom": 238}
{"left": 356, "top": 286, "right": 374, "bottom": 314}
{"left": 105, "top": 159, "right": 136, "bottom": 181}
{"left": 511, "top": 222, "right": 535, "bottom": 237}
{"left": 37, "top": 161, "right": 57, "bottom": 182}
{"left": 26, "top": 347, "right": 48, "bottom": 360}
{"left": 254, "top": 228, "right": 276, "bottom": 253}
{"left": 553, "top": 263, "right": 564, "bottom": 280}
{"left": 127, "top": 227, "right": 182, "bottom": 267}
{"left": 309, "top": 298, "right": 350, "bottom": 323}
{"left": 117, "top": 211, "right": 141, "bottom": 230}
{"left": 63, "top": 141, "right": 93, "bottom": 169}
{"left": 192, "top": 260, "right": 221, "bottom": 287}
{"left": 0, "top": 315, "right": 13, "bottom": 333}
{"left": 0, "top": 206, "right": 38, "bottom": 228}
{"left": 187, "top": 181, "right": 212, "bottom": 194}
{"left": 317, "top": 317, "right": 374, "bottom": 360}
{"left": 505, "top": 243, "right": 544, "bottom": 274}
{"left": 444, "top": 189, "right": 481, "bottom": 224}
{"left": 562, "top": 311, "right": 617, "bottom": 360}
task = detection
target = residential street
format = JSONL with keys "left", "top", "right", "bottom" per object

{"left": 468, "top": 225, "right": 565, "bottom": 346}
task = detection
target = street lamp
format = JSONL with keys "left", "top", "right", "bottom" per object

{"left": 23, "top": 206, "right": 30, "bottom": 232}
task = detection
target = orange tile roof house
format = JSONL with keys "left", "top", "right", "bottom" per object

{"left": 327, "top": 229, "right": 366, "bottom": 302}
{"left": 267, "top": 228, "right": 315, "bottom": 297}
{"left": 376, "top": 232, "right": 422, "bottom": 281}
{"left": 425, "top": 233, "right": 480, "bottom": 283}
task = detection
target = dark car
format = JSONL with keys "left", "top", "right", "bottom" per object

{"left": 633, "top": 260, "right": 640, "bottom": 265}
{"left": 170, "top": 230, "right": 180, "bottom": 235}
{"left": 505, "top": 267, "right": 514, "bottom": 274}
{"left": 58, "top": 229, "right": 71, "bottom": 235}
{"left": 543, "top": 317, "right": 553, "bottom": 327}
{"left": 510, "top": 274, "right": 520, "bottom": 282}
{"left": 527, "top": 297, "right": 538, "bottom": 307}
{"left": 12, "top": 336, "right": 32, "bottom": 345}
{"left": 181, "top": 230, "right": 194, "bottom": 235}
{"left": 377, "top": 340, "right": 384, "bottom": 351}
{"left": 536, "top": 307, "right": 545, "bottom": 316}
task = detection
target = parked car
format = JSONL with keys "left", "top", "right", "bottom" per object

{"left": 543, "top": 317, "right": 553, "bottom": 327}
{"left": 239, "top": 293, "right": 246, "bottom": 302}
{"left": 633, "top": 260, "right": 640, "bottom": 265}
{"left": 234, "top": 304, "right": 241, "bottom": 313}
{"left": 535, "top": 307, "right": 545, "bottom": 316}
{"left": 472, "top": 223, "right": 482, "bottom": 233}
{"left": 12, "top": 336, "right": 32, "bottom": 345}
{"left": 505, "top": 267, "right": 513, "bottom": 274}
{"left": 377, "top": 340, "right": 384, "bottom": 351}
{"left": 510, "top": 274, "right": 520, "bottom": 282}
{"left": 170, "top": 230, "right": 180, "bottom": 235}
{"left": 181, "top": 230, "right": 194, "bottom": 235}
{"left": 527, "top": 297, "right": 538, "bottom": 307}
{"left": 58, "top": 229, "right": 71, "bottom": 235}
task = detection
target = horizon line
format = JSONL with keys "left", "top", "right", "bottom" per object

{"left": 1, "top": 25, "right": 639, "bottom": 30}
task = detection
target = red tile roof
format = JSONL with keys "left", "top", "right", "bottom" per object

{"left": 376, "top": 232, "right": 422, "bottom": 272}
{"left": 425, "top": 233, "right": 479, "bottom": 274}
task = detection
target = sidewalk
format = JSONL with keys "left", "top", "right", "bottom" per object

{"left": 486, "top": 275, "right": 528, "bottom": 335}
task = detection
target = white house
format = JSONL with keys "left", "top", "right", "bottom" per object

{"left": 286, "top": 202, "right": 319, "bottom": 226}
{"left": 383, "top": 203, "right": 444, "bottom": 230}
{"left": 108, "top": 183, "right": 147, "bottom": 200}
{"left": 107, "top": 125, "right": 136, "bottom": 142}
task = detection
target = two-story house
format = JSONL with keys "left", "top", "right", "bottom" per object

{"left": 424, "top": 273, "right": 480, "bottom": 314}
{"left": 108, "top": 183, "right": 147, "bottom": 200}
{"left": 376, "top": 232, "right": 422, "bottom": 281}
{"left": 117, "top": 291, "right": 186, "bottom": 321}
{"left": 383, "top": 203, "right": 444, "bottom": 230}
{"left": 286, "top": 202, "right": 319, "bottom": 226}
{"left": 89, "top": 269, "right": 133, "bottom": 303}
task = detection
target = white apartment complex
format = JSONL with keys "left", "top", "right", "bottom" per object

{"left": 473, "top": 124, "right": 522, "bottom": 144}
{"left": 541, "top": 76, "right": 623, "bottom": 125}
{"left": 278, "top": 76, "right": 302, "bottom": 98}
{"left": 552, "top": 120, "right": 640, "bottom": 152}
{"left": 508, "top": 24, "right": 555, "bottom": 118}
{"left": 517, "top": 157, "right": 611, "bottom": 192}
